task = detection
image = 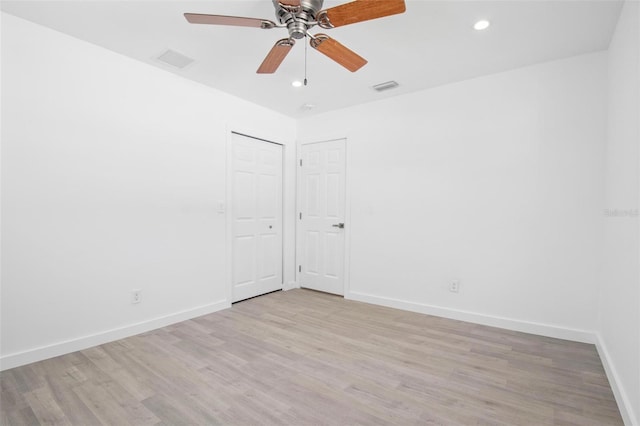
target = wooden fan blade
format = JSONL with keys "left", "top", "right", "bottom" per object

{"left": 279, "top": 0, "right": 301, "bottom": 6}
{"left": 310, "top": 34, "right": 367, "bottom": 72}
{"left": 257, "top": 39, "right": 295, "bottom": 74}
{"left": 318, "top": 0, "right": 406, "bottom": 28}
{"left": 184, "top": 13, "right": 276, "bottom": 29}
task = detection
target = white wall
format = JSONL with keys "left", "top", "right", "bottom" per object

{"left": 299, "top": 52, "right": 608, "bottom": 341}
{"left": 0, "top": 13, "right": 297, "bottom": 369}
{"left": 600, "top": 1, "right": 640, "bottom": 424}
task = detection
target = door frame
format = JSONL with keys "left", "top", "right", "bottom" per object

{"left": 226, "top": 129, "right": 286, "bottom": 304}
{"left": 295, "top": 137, "right": 352, "bottom": 297}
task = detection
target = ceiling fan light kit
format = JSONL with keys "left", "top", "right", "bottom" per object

{"left": 184, "top": 0, "right": 406, "bottom": 74}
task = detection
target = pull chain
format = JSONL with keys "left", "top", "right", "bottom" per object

{"left": 304, "top": 36, "right": 308, "bottom": 86}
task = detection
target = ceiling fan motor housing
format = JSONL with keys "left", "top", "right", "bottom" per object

{"left": 287, "top": 21, "right": 307, "bottom": 39}
{"left": 273, "top": 0, "right": 324, "bottom": 39}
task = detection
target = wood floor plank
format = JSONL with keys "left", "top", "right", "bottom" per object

{"left": 0, "top": 289, "right": 623, "bottom": 425}
{"left": 43, "top": 376, "right": 102, "bottom": 426}
{"left": 24, "top": 386, "right": 72, "bottom": 426}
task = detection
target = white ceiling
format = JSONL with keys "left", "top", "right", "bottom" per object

{"left": 1, "top": 0, "right": 623, "bottom": 118}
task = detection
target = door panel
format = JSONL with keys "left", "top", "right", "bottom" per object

{"left": 258, "top": 234, "right": 278, "bottom": 279}
{"left": 231, "top": 133, "right": 283, "bottom": 303}
{"left": 299, "top": 139, "right": 346, "bottom": 295}
{"left": 233, "top": 236, "right": 255, "bottom": 285}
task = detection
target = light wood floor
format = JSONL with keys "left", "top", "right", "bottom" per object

{"left": 1, "top": 289, "right": 622, "bottom": 425}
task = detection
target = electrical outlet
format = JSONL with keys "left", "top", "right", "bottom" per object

{"left": 131, "top": 289, "right": 141, "bottom": 304}
{"left": 449, "top": 280, "right": 460, "bottom": 293}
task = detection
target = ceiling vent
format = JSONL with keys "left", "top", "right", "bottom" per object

{"left": 372, "top": 80, "right": 399, "bottom": 92}
{"left": 156, "top": 49, "right": 194, "bottom": 69}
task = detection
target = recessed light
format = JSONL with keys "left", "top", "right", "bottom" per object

{"left": 292, "top": 80, "right": 303, "bottom": 87}
{"left": 474, "top": 20, "right": 490, "bottom": 31}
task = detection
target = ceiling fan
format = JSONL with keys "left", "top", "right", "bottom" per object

{"left": 184, "top": 0, "right": 406, "bottom": 74}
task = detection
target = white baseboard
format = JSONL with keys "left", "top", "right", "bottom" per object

{"left": 283, "top": 281, "right": 300, "bottom": 291}
{"left": 595, "top": 334, "right": 638, "bottom": 426}
{"left": 0, "top": 299, "right": 230, "bottom": 372}
{"left": 346, "top": 291, "right": 595, "bottom": 343}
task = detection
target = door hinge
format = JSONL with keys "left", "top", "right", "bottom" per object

{"left": 299, "top": 159, "right": 302, "bottom": 166}
{"left": 299, "top": 212, "right": 302, "bottom": 220}
{"left": 298, "top": 265, "right": 302, "bottom": 273}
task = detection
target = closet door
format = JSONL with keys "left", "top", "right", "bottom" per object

{"left": 231, "top": 133, "right": 283, "bottom": 302}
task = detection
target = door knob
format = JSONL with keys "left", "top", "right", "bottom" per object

{"left": 332, "top": 223, "right": 345, "bottom": 229}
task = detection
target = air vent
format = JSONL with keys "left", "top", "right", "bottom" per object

{"left": 300, "top": 103, "right": 316, "bottom": 111}
{"left": 372, "top": 81, "right": 399, "bottom": 92}
{"left": 156, "top": 49, "right": 194, "bottom": 69}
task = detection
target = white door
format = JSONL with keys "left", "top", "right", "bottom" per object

{"left": 298, "top": 139, "right": 346, "bottom": 295}
{"left": 231, "top": 133, "right": 283, "bottom": 302}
